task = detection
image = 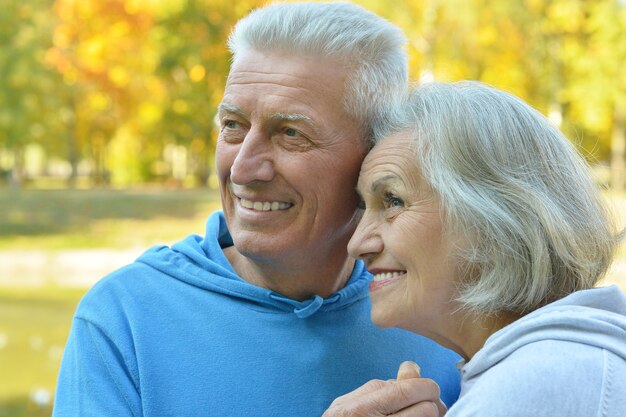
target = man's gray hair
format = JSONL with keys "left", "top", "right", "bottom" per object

{"left": 228, "top": 1, "right": 408, "bottom": 143}
{"left": 396, "top": 81, "right": 620, "bottom": 315}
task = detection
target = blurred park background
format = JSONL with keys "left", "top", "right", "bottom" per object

{"left": 1, "top": 0, "right": 625, "bottom": 415}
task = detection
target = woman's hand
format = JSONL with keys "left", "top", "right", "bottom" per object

{"left": 322, "top": 361, "right": 447, "bottom": 417}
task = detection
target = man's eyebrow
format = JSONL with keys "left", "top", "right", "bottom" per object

{"left": 218, "top": 103, "right": 246, "bottom": 117}
{"left": 269, "top": 112, "right": 315, "bottom": 127}
{"left": 217, "top": 106, "right": 315, "bottom": 129}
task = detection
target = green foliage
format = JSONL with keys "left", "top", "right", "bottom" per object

{"left": 379, "top": 0, "right": 626, "bottom": 160}
{"left": 0, "top": 1, "right": 67, "bottom": 178}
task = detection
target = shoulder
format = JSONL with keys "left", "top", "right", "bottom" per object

{"left": 452, "top": 340, "right": 626, "bottom": 417}
{"left": 477, "top": 339, "right": 605, "bottom": 391}
{"left": 74, "top": 260, "right": 167, "bottom": 322}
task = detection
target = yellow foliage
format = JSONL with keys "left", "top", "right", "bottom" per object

{"left": 87, "top": 92, "right": 111, "bottom": 111}
{"left": 138, "top": 101, "right": 162, "bottom": 126}
{"left": 172, "top": 99, "right": 189, "bottom": 114}
{"left": 77, "top": 37, "right": 106, "bottom": 72}
{"left": 107, "top": 126, "right": 143, "bottom": 186}
{"left": 129, "top": 0, "right": 187, "bottom": 18}
{"left": 189, "top": 65, "right": 206, "bottom": 82}
{"left": 108, "top": 66, "right": 130, "bottom": 87}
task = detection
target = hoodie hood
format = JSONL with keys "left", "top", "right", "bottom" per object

{"left": 136, "top": 211, "right": 370, "bottom": 318}
{"left": 462, "top": 285, "right": 626, "bottom": 379}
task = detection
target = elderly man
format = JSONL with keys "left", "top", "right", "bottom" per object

{"left": 53, "top": 3, "right": 460, "bottom": 416}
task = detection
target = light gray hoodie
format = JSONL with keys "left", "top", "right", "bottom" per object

{"left": 447, "top": 285, "right": 626, "bottom": 417}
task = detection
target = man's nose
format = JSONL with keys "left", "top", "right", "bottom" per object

{"left": 347, "top": 215, "right": 383, "bottom": 261}
{"left": 230, "top": 129, "right": 275, "bottom": 185}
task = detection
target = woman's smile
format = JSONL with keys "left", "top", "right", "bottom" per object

{"left": 368, "top": 269, "right": 407, "bottom": 291}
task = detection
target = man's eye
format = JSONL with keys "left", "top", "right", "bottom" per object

{"left": 223, "top": 120, "right": 238, "bottom": 129}
{"left": 275, "top": 127, "right": 313, "bottom": 152}
{"left": 284, "top": 127, "right": 300, "bottom": 137}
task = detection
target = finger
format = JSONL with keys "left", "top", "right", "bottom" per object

{"left": 336, "top": 378, "right": 388, "bottom": 398}
{"left": 365, "top": 378, "right": 441, "bottom": 415}
{"left": 435, "top": 398, "right": 447, "bottom": 416}
{"left": 397, "top": 361, "right": 421, "bottom": 380}
{"left": 392, "top": 401, "right": 440, "bottom": 417}
{"left": 323, "top": 379, "right": 391, "bottom": 416}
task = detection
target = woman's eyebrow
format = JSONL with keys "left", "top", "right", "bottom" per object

{"left": 371, "top": 174, "right": 397, "bottom": 193}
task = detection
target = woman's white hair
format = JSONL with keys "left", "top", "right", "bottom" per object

{"left": 227, "top": 1, "right": 407, "bottom": 142}
{"left": 396, "top": 81, "right": 620, "bottom": 315}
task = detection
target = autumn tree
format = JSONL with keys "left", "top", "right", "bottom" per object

{"left": 0, "top": 0, "right": 66, "bottom": 186}
{"left": 3, "top": 0, "right": 625, "bottom": 189}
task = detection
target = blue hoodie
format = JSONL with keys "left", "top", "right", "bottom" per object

{"left": 447, "top": 285, "right": 626, "bottom": 416}
{"left": 53, "top": 211, "right": 460, "bottom": 416}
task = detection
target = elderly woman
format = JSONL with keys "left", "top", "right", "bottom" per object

{"left": 324, "top": 81, "right": 626, "bottom": 416}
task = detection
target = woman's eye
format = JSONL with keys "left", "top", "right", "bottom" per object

{"left": 384, "top": 194, "right": 404, "bottom": 209}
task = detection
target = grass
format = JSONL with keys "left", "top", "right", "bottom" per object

{"left": 0, "top": 187, "right": 223, "bottom": 249}
{"left": 0, "top": 286, "right": 86, "bottom": 417}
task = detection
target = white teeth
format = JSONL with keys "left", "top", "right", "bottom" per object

{"left": 373, "top": 271, "right": 405, "bottom": 281}
{"left": 240, "top": 198, "right": 291, "bottom": 211}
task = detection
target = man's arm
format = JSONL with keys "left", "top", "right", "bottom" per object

{"left": 53, "top": 317, "right": 141, "bottom": 416}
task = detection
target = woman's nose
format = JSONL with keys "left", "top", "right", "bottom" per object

{"left": 348, "top": 215, "right": 383, "bottom": 261}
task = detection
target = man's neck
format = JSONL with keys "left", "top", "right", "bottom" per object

{"left": 223, "top": 246, "right": 356, "bottom": 301}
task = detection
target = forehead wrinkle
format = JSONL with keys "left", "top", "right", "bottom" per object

{"left": 226, "top": 71, "right": 343, "bottom": 99}
{"left": 226, "top": 68, "right": 328, "bottom": 93}
{"left": 226, "top": 80, "right": 311, "bottom": 94}
{"left": 228, "top": 68, "right": 333, "bottom": 86}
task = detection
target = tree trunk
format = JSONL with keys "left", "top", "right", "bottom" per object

{"left": 9, "top": 147, "right": 24, "bottom": 189}
{"left": 66, "top": 124, "right": 79, "bottom": 188}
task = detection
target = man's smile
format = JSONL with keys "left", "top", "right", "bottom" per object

{"left": 238, "top": 197, "right": 292, "bottom": 211}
